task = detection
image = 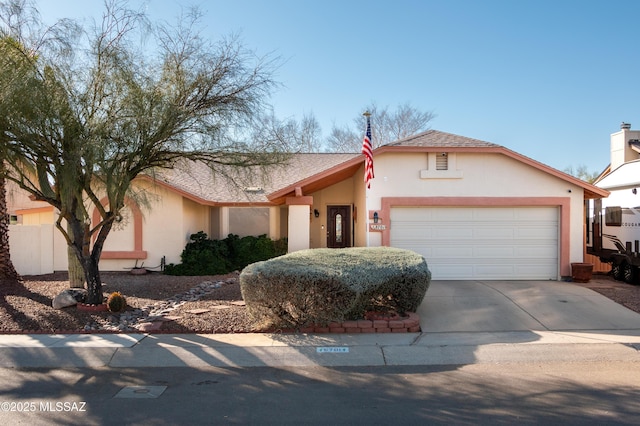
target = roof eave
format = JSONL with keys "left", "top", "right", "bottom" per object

{"left": 267, "top": 156, "right": 364, "bottom": 203}
{"left": 136, "top": 175, "right": 276, "bottom": 207}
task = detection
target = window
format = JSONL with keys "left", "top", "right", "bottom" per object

{"left": 335, "top": 213, "right": 342, "bottom": 243}
{"left": 228, "top": 207, "right": 270, "bottom": 236}
{"left": 605, "top": 206, "right": 622, "bottom": 227}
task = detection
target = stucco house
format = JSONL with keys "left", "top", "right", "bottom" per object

{"left": 9, "top": 129, "right": 608, "bottom": 279}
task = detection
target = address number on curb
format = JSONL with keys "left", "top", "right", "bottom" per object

{"left": 317, "top": 347, "right": 349, "bottom": 353}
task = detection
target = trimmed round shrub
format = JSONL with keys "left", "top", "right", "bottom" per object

{"left": 240, "top": 247, "right": 431, "bottom": 329}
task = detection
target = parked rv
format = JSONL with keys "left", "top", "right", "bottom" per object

{"left": 587, "top": 122, "right": 640, "bottom": 283}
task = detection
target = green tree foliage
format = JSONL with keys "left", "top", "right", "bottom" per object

{"left": 0, "top": 0, "right": 286, "bottom": 303}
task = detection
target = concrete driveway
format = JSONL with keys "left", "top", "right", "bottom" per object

{"left": 417, "top": 278, "right": 640, "bottom": 333}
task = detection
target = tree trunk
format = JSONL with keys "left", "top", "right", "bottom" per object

{"left": 67, "top": 223, "right": 84, "bottom": 288}
{"left": 82, "top": 255, "right": 103, "bottom": 305}
{"left": 0, "top": 172, "right": 19, "bottom": 281}
{"left": 65, "top": 216, "right": 102, "bottom": 303}
{"left": 68, "top": 246, "right": 85, "bottom": 288}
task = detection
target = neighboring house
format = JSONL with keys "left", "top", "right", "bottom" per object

{"left": 8, "top": 129, "right": 608, "bottom": 280}
{"left": 586, "top": 122, "right": 640, "bottom": 276}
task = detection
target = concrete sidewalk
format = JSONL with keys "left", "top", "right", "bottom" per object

{"left": 1, "top": 279, "right": 640, "bottom": 368}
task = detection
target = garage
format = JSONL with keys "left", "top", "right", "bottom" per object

{"left": 390, "top": 206, "right": 559, "bottom": 280}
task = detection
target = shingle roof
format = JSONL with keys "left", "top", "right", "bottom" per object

{"left": 386, "top": 130, "right": 501, "bottom": 148}
{"left": 151, "top": 153, "right": 360, "bottom": 204}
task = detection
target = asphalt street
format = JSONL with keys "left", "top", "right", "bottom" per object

{"left": 0, "top": 362, "right": 639, "bottom": 425}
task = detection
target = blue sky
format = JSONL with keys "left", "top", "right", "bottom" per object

{"left": 34, "top": 0, "right": 640, "bottom": 174}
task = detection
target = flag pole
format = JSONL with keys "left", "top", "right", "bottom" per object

{"left": 362, "top": 111, "right": 372, "bottom": 247}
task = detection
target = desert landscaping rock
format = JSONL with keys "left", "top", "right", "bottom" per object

{"left": 186, "top": 308, "right": 212, "bottom": 314}
{"left": 52, "top": 288, "right": 87, "bottom": 309}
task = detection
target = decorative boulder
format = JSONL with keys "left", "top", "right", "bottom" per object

{"left": 52, "top": 288, "right": 87, "bottom": 309}
{"left": 240, "top": 247, "right": 431, "bottom": 329}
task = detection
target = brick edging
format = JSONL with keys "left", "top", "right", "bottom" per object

{"left": 295, "top": 312, "right": 421, "bottom": 334}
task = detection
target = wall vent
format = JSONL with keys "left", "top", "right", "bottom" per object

{"left": 436, "top": 153, "right": 449, "bottom": 170}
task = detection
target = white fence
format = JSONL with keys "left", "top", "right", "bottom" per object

{"left": 8, "top": 224, "right": 61, "bottom": 276}
{"left": 9, "top": 223, "right": 145, "bottom": 276}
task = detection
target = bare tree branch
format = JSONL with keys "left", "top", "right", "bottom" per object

{"left": 327, "top": 102, "right": 436, "bottom": 152}
{"left": 1, "top": 0, "right": 285, "bottom": 303}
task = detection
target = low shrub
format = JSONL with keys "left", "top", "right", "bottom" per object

{"left": 225, "top": 233, "right": 288, "bottom": 271}
{"left": 239, "top": 247, "right": 431, "bottom": 329}
{"left": 164, "top": 232, "right": 287, "bottom": 276}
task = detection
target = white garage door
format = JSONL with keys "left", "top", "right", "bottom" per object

{"left": 390, "top": 207, "right": 558, "bottom": 280}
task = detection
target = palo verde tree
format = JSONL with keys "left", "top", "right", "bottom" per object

{"left": 0, "top": 73, "right": 17, "bottom": 281}
{"left": 1, "top": 4, "right": 84, "bottom": 287}
{"left": 0, "top": 164, "right": 19, "bottom": 282}
{"left": 1, "top": 0, "right": 286, "bottom": 304}
{"left": 0, "top": 15, "right": 49, "bottom": 282}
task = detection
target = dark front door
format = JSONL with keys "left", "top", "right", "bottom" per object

{"left": 327, "top": 206, "right": 351, "bottom": 248}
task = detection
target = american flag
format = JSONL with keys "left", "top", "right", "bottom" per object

{"left": 361, "top": 115, "right": 374, "bottom": 189}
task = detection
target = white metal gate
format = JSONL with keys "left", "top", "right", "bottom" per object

{"left": 8, "top": 224, "right": 55, "bottom": 275}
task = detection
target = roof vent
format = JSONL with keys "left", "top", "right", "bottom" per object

{"left": 244, "top": 187, "right": 263, "bottom": 193}
{"left": 621, "top": 122, "right": 631, "bottom": 130}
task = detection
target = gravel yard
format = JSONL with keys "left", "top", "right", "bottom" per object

{"left": 0, "top": 271, "right": 264, "bottom": 334}
{"left": 0, "top": 271, "right": 639, "bottom": 334}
